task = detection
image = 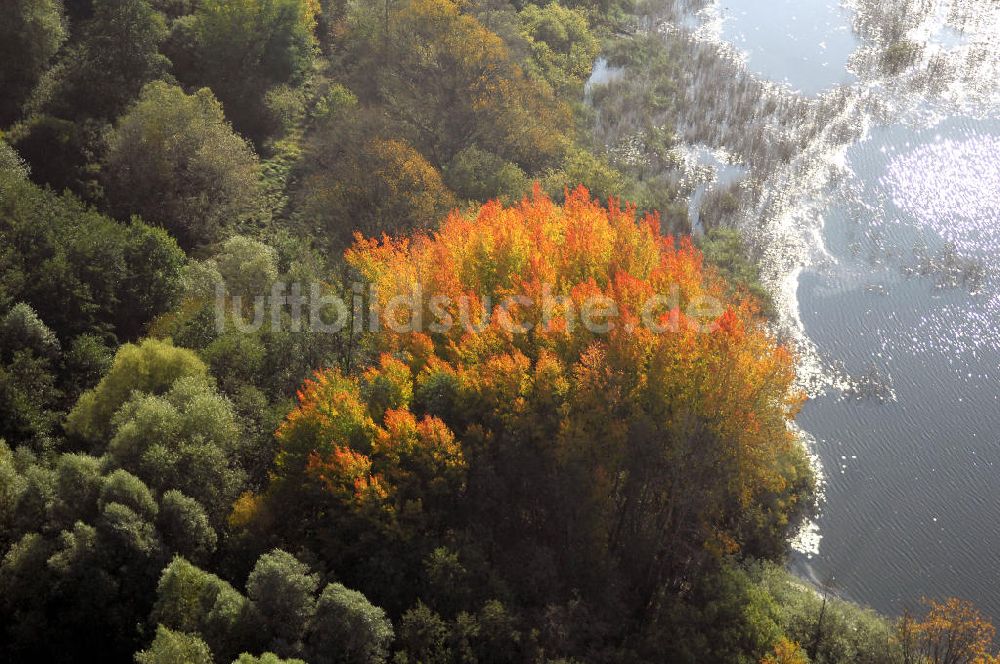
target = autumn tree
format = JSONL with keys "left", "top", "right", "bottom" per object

{"left": 299, "top": 131, "right": 457, "bottom": 251}
{"left": 902, "top": 598, "right": 999, "bottom": 664}
{"left": 761, "top": 638, "right": 809, "bottom": 664}
{"left": 252, "top": 188, "right": 812, "bottom": 638}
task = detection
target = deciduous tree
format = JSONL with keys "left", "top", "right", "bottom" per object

{"left": 103, "top": 83, "right": 265, "bottom": 250}
{"left": 0, "top": 0, "right": 67, "bottom": 127}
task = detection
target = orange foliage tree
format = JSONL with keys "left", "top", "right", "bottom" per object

{"left": 761, "top": 639, "right": 809, "bottom": 664}
{"left": 255, "top": 186, "right": 813, "bottom": 618}
{"left": 897, "top": 598, "right": 1000, "bottom": 664}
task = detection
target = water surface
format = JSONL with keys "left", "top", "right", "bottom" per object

{"left": 710, "top": 0, "right": 1000, "bottom": 617}
{"left": 713, "top": 0, "right": 857, "bottom": 94}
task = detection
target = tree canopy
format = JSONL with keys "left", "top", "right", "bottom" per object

{"left": 103, "top": 82, "right": 265, "bottom": 251}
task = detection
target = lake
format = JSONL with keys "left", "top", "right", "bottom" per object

{"left": 707, "top": 0, "right": 1000, "bottom": 618}
{"left": 626, "top": 0, "right": 1000, "bottom": 618}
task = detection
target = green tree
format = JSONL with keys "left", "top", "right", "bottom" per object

{"left": 100, "top": 469, "right": 159, "bottom": 521}
{"left": 543, "top": 144, "right": 627, "bottom": 204}
{"left": 157, "top": 490, "right": 218, "bottom": 565}
{"left": 0, "top": 306, "right": 62, "bottom": 449}
{"left": 306, "top": 582, "right": 394, "bottom": 664}
{"left": 214, "top": 236, "right": 280, "bottom": 299}
{"left": 0, "top": 140, "right": 28, "bottom": 180}
{"left": 0, "top": 303, "right": 63, "bottom": 448}
{"left": 234, "top": 653, "right": 307, "bottom": 664}
{"left": 135, "top": 625, "right": 214, "bottom": 664}
{"left": 0, "top": 303, "right": 61, "bottom": 362}
{"left": 246, "top": 549, "right": 320, "bottom": 657}
{"left": 10, "top": 0, "right": 167, "bottom": 195}
{"left": 152, "top": 556, "right": 254, "bottom": 661}
{"left": 66, "top": 338, "right": 207, "bottom": 444}
{"left": 0, "top": 441, "right": 27, "bottom": 544}
{"left": 62, "top": 334, "right": 115, "bottom": 402}
{"left": 171, "top": 0, "right": 318, "bottom": 143}
{"left": 31, "top": 0, "right": 168, "bottom": 123}
{"left": 106, "top": 376, "right": 245, "bottom": 523}
{"left": 50, "top": 453, "right": 104, "bottom": 527}
{"left": 697, "top": 228, "right": 774, "bottom": 317}
{"left": 103, "top": 83, "right": 265, "bottom": 250}
{"left": 0, "top": 0, "right": 67, "bottom": 127}
{"left": 443, "top": 145, "right": 530, "bottom": 204}
{"left": 398, "top": 601, "right": 452, "bottom": 664}
{"left": 0, "top": 174, "right": 185, "bottom": 341}
{"left": 519, "top": 2, "right": 600, "bottom": 94}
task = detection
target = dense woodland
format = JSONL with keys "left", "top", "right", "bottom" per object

{"left": 1, "top": 0, "right": 997, "bottom": 662}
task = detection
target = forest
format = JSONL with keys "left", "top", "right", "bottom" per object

{"left": 0, "top": 0, "right": 997, "bottom": 662}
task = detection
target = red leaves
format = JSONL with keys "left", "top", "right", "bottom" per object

{"left": 272, "top": 188, "right": 808, "bottom": 573}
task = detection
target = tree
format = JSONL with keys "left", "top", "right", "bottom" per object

{"left": 213, "top": 236, "right": 280, "bottom": 299}
{"left": 152, "top": 556, "right": 254, "bottom": 661}
{"left": 245, "top": 189, "right": 811, "bottom": 649}
{"left": 909, "top": 598, "right": 998, "bottom": 664}
{"left": 63, "top": 334, "right": 115, "bottom": 402}
{"left": 246, "top": 549, "right": 319, "bottom": 656}
{"left": 518, "top": 2, "right": 600, "bottom": 95}
{"left": 171, "top": 0, "right": 318, "bottom": 143}
{"left": 697, "top": 228, "right": 774, "bottom": 316}
{"left": 0, "top": 303, "right": 61, "bottom": 362}
{"left": 0, "top": 173, "right": 185, "bottom": 341}
{"left": 50, "top": 453, "right": 104, "bottom": 527}
{"left": 106, "top": 375, "right": 245, "bottom": 523}
{"left": 100, "top": 469, "right": 159, "bottom": 521}
{"left": 103, "top": 83, "right": 265, "bottom": 250}
{"left": 157, "top": 490, "right": 218, "bottom": 565}
{"left": 398, "top": 601, "right": 452, "bottom": 664}
{"left": 443, "top": 145, "right": 530, "bottom": 204}
{"left": 30, "top": 0, "right": 169, "bottom": 123}
{"left": 306, "top": 582, "right": 394, "bottom": 664}
{"left": 135, "top": 625, "right": 214, "bottom": 664}
{"left": 65, "top": 338, "right": 208, "bottom": 444}
{"left": 761, "top": 638, "right": 809, "bottom": 664}
{"left": 299, "top": 129, "right": 456, "bottom": 251}
{"left": 0, "top": 451, "right": 176, "bottom": 661}
{"left": 0, "top": 304, "right": 63, "bottom": 448}
{"left": 0, "top": 140, "right": 28, "bottom": 180}
{"left": 341, "top": 0, "right": 570, "bottom": 171}
{"left": 0, "top": 441, "right": 26, "bottom": 544}
{"left": 543, "top": 144, "right": 628, "bottom": 205}
{"left": 6, "top": 114, "right": 105, "bottom": 200}
{"left": 10, "top": 0, "right": 167, "bottom": 195}
{"left": 234, "top": 654, "right": 308, "bottom": 664}
{"left": 0, "top": 0, "right": 67, "bottom": 127}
